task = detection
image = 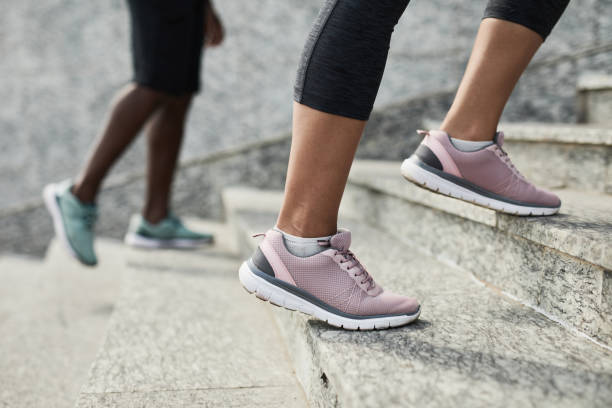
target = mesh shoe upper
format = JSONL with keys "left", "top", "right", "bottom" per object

{"left": 422, "top": 130, "right": 560, "bottom": 207}
{"left": 129, "top": 213, "right": 213, "bottom": 241}
{"left": 56, "top": 180, "right": 98, "bottom": 265}
{"left": 259, "top": 229, "right": 419, "bottom": 316}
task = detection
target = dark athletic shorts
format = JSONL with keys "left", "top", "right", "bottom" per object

{"left": 127, "top": 0, "right": 205, "bottom": 95}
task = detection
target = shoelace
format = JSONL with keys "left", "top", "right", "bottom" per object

{"left": 82, "top": 212, "right": 97, "bottom": 229}
{"left": 495, "top": 146, "right": 527, "bottom": 182}
{"left": 319, "top": 241, "right": 375, "bottom": 291}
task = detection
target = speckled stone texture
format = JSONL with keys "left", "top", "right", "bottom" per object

{"left": 349, "top": 161, "right": 612, "bottom": 269}
{"left": 343, "top": 161, "right": 612, "bottom": 345}
{"left": 76, "top": 250, "right": 306, "bottom": 407}
{"left": 578, "top": 73, "right": 612, "bottom": 125}
{"left": 499, "top": 122, "right": 612, "bottom": 145}
{"left": 3, "top": 0, "right": 612, "bottom": 258}
{"left": 2, "top": 0, "right": 612, "bottom": 211}
{"left": 77, "top": 388, "right": 305, "bottom": 408}
{"left": 0, "top": 239, "right": 125, "bottom": 408}
{"left": 231, "top": 206, "right": 612, "bottom": 408}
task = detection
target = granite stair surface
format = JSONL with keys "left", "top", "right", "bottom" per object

{"left": 2, "top": 124, "right": 610, "bottom": 407}
{"left": 224, "top": 187, "right": 612, "bottom": 408}
{"left": 0, "top": 240, "right": 126, "bottom": 408}
{"left": 345, "top": 160, "right": 612, "bottom": 347}
{"left": 577, "top": 73, "right": 612, "bottom": 125}
{"left": 75, "top": 220, "right": 307, "bottom": 408}
{"left": 1, "top": 221, "right": 306, "bottom": 408}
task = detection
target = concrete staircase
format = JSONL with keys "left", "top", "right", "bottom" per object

{"left": 219, "top": 119, "right": 612, "bottom": 407}
{"left": 226, "top": 182, "right": 612, "bottom": 408}
{"left": 2, "top": 96, "right": 611, "bottom": 406}
{"left": 2, "top": 165, "right": 611, "bottom": 407}
{"left": 1, "top": 222, "right": 306, "bottom": 408}
{"left": 344, "top": 123, "right": 612, "bottom": 346}
{"left": 0, "top": 241, "right": 125, "bottom": 407}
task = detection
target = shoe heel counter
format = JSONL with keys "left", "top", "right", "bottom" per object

{"left": 422, "top": 133, "right": 463, "bottom": 177}
{"left": 414, "top": 143, "right": 443, "bottom": 171}
{"left": 251, "top": 246, "right": 275, "bottom": 277}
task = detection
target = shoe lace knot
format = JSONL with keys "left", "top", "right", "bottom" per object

{"left": 333, "top": 247, "right": 375, "bottom": 291}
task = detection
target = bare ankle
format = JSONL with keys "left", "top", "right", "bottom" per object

{"left": 441, "top": 127, "right": 495, "bottom": 142}
{"left": 440, "top": 120, "right": 496, "bottom": 142}
{"left": 276, "top": 217, "right": 337, "bottom": 238}
{"left": 142, "top": 207, "right": 168, "bottom": 225}
{"left": 71, "top": 182, "right": 97, "bottom": 204}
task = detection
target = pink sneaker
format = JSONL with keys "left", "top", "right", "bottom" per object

{"left": 239, "top": 229, "right": 420, "bottom": 330}
{"left": 401, "top": 130, "right": 561, "bottom": 215}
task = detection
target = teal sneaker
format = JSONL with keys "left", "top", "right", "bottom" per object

{"left": 43, "top": 180, "right": 98, "bottom": 266}
{"left": 124, "top": 213, "right": 213, "bottom": 249}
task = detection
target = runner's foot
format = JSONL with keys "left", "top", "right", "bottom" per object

{"left": 401, "top": 130, "right": 561, "bottom": 215}
{"left": 239, "top": 229, "right": 420, "bottom": 330}
{"left": 43, "top": 180, "right": 98, "bottom": 266}
{"left": 124, "top": 213, "right": 213, "bottom": 249}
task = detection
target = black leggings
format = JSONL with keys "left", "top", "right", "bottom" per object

{"left": 294, "top": 0, "right": 570, "bottom": 121}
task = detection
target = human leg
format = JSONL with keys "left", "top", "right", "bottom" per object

{"left": 142, "top": 94, "right": 193, "bottom": 224}
{"left": 402, "top": 1, "right": 569, "bottom": 215}
{"left": 242, "top": 0, "right": 420, "bottom": 330}
{"left": 441, "top": 0, "right": 570, "bottom": 141}
{"left": 72, "top": 84, "right": 167, "bottom": 204}
{"left": 279, "top": 0, "right": 410, "bottom": 237}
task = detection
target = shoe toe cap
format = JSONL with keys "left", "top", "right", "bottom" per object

{"left": 532, "top": 187, "right": 561, "bottom": 208}
{"left": 377, "top": 291, "right": 420, "bottom": 315}
{"left": 70, "top": 238, "right": 97, "bottom": 266}
{"left": 395, "top": 296, "right": 420, "bottom": 315}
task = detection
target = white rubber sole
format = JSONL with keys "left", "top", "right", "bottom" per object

{"left": 42, "top": 183, "right": 80, "bottom": 262}
{"left": 400, "top": 159, "right": 560, "bottom": 216}
{"left": 239, "top": 262, "right": 420, "bottom": 330}
{"left": 124, "top": 233, "right": 212, "bottom": 249}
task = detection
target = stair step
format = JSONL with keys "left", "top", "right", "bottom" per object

{"left": 76, "top": 241, "right": 306, "bottom": 407}
{"left": 0, "top": 255, "right": 44, "bottom": 311}
{"left": 0, "top": 239, "right": 125, "bottom": 408}
{"left": 578, "top": 73, "right": 612, "bottom": 125}
{"left": 227, "top": 197, "right": 612, "bottom": 408}
{"left": 424, "top": 121, "right": 612, "bottom": 193}
{"left": 345, "top": 160, "right": 612, "bottom": 346}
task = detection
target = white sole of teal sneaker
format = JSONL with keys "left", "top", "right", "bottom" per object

{"left": 239, "top": 261, "right": 421, "bottom": 330}
{"left": 43, "top": 183, "right": 79, "bottom": 262}
{"left": 124, "top": 233, "right": 213, "bottom": 249}
{"left": 401, "top": 158, "right": 560, "bottom": 216}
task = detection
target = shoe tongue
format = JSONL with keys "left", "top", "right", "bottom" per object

{"left": 493, "top": 131, "right": 505, "bottom": 147}
{"left": 330, "top": 229, "right": 351, "bottom": 251}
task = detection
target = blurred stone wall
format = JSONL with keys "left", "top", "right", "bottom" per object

{"left": 1, "top": 0, "right": 611, "bottom": 214}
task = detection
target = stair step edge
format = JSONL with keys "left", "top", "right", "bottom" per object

{"left": 348, "top": 160, "right": 612, "bottom": 270}
{"left": 229, "top": 207, "right": 612, "bottom": 408}
{"left": 423, "top": 120, "right": 612, "bottom": 145}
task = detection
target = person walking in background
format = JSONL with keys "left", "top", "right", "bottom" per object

{"left": 240, "top": 0, "right": 568, "bottom": 330}
{"left": 43, "top": 0, "right": 224, "bottom": 266}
